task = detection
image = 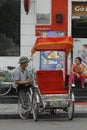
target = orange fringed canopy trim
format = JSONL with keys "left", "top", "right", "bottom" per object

{"left": 31, "top": 36, "right": 73, "bottom": 56}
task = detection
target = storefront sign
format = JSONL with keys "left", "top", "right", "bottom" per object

{"left": 74, "top": 6, "right": 87, "bottom": 12}
{"left": 72, "top": 2, "right": 87, "bottom": 14}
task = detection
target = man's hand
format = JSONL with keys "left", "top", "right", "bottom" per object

{"left": 25, "top": 78, "right": 32, "bottom": 84}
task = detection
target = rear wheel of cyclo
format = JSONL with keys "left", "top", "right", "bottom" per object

{"left": 18, "top": 90, "right": 32, "bottom": 119}
{"left": 32, "top": 91, "right": 38, "bottom": 121}
{"left": 67, "top": 101, "right": 74, "bottom": 120}
{"left": 67, "top": 100, "right": 74, "bottom": 120}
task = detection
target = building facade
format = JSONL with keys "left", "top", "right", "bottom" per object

{"left": 0, "top": 0, "right": 87, "bottom": 75}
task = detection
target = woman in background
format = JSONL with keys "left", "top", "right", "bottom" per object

{"left": 68, "top": 57, "right": 85, "bottom": 88}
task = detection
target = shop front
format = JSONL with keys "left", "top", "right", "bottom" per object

{"left": 72, "top": 1, "right": 87, "bottom": 77}
{"left": 72, "top": 1, "right": 87, "bottom": 102}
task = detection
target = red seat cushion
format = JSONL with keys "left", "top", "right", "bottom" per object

{"left": 36, "top": 70, "right": 68, "bottom": 94}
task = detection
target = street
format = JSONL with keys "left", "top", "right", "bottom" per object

{"left": 0, "top": 104, "right": 87, "bottom": 130}
{"left": 0, "top": 115, "right": 87, "bottom": 130}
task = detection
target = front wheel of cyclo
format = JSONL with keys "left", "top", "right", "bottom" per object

{"left": 32, "top": 91, "right": 39, "bottom": 121}
{"left": 18, "top": 90, "right": 32, "bottom": 119}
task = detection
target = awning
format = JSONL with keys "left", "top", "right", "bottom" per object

{"left": 31, "top": 36, "right": 73, "bottom": 56}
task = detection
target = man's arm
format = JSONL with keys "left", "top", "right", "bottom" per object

{"left": 15, "top": 79, "right": 31, "bottom": 85}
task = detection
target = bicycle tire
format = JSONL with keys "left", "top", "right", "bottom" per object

{"left": 32, "top": 91, "right": 38, "bottom": 121}
{"left": 0, "top": 84, "right": 11, "bottom": 96}
{"left": 67, "top": 101, "right": 74, "bottom": 120}
{"left": 67, "top": 91, "right": 74, "bottom": 120}
{"left": 0, "top": 71, "right": 12, "bottom": 96}
{"left": 18, "top": 90, "right": 32, "bottom": 119}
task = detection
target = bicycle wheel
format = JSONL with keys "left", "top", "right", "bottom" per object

{"left": 18, "top": 90, "right": 32, "bottom": 119}
{"left": 67, "top": 92, "right": 74, "bottom": 120}
{"left": 67, "top": 101, "right": 74, "bottom": 120}
{"left": 0, "top": 83, "right": 11, "bottom": 96}
{"left": 0, "top": 71, "right": 12, "bottom": 96}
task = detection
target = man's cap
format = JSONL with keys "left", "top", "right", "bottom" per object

{"left": 18, "top": 56, "right": 29, "bottom": 64}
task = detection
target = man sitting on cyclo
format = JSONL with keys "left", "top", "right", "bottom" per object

{"left": 13, "top": 56, "right": 34, "bottom": 92}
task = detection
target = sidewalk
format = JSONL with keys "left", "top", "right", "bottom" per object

{"left": 75, "top": 103, "right": 87, "bottom": 113}
{"left": 0, "top": 103, "right": 87, "bottom": 115}
{"left": 0, "top": 104, "right": 18, "bottom": 115}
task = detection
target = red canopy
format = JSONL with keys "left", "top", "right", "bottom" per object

{"left": 31, "top": 36, "right": 73, "bottom": 56}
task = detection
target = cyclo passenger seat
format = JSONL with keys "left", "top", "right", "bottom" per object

{"left": 36, "top": 70, "right": 68, "bottom": 94}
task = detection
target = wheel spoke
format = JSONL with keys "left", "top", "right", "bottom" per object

{"left": 68, "top": 102, "right": 74, "bottom": 120}
{"left": 32, "top": 92, "right": 38, "bottom": 121}
{"left": 18, "top": 90, "right": 32, "bottom": 119}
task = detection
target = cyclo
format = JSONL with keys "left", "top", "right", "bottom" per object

{"left": 31, "top": 36, "right": 75, "bottom": 121}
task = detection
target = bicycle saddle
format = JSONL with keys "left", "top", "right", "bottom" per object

{"left": 7, "top": 66, "right": 15, "bottom": 70}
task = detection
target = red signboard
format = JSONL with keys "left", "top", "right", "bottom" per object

{"left": 36, "top": 0, "right": 68, "bottom": 36}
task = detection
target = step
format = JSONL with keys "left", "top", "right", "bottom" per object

{"left": 75, "top": 96, "right": 87, "bottom": 102}
{"left": 72, "top": 86, "right": 87, "bottom": 102}
{"left": 72, "top": 88, "right": 87, "bottom": 96}
{"left": 0, "top": 96, "right": 18, "bottom": 104}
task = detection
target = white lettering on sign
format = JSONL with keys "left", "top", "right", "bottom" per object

{"left": 85, "top": 7, "right": 87, "bottom": 11}
{"left": 74, "top": 6, "right": 87, "bottom": 12}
